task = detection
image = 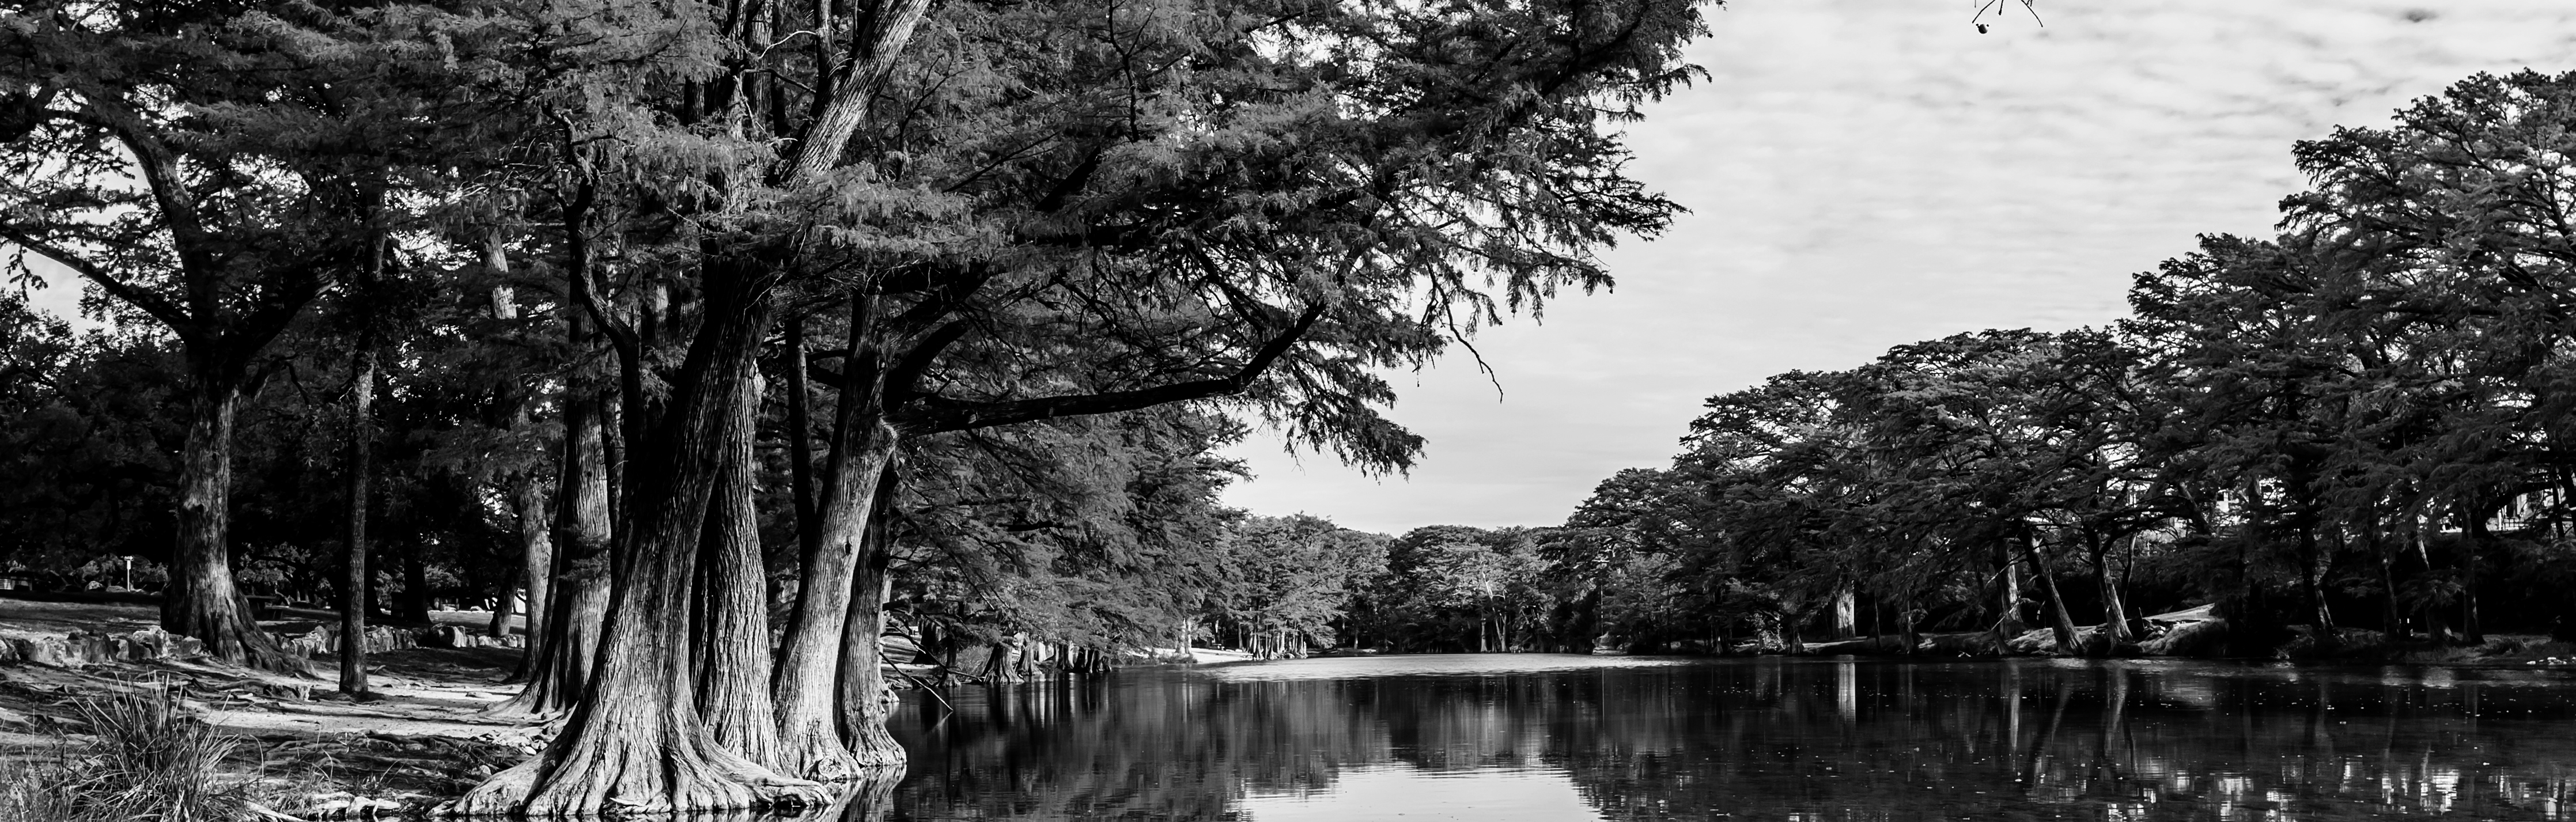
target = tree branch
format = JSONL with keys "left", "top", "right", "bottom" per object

{"left": 0, "top": 225, "right": 192, "bottom": 332}
{"left": 903, "top": 300, "right": 1327, "bottom": 433}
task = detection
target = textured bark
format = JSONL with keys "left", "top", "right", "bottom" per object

{"left": 498, "top": 393, "right": 612, "bottom": 708}
{"left": 834, "top": 468, "right": 901, "bottom": 759}
{"left": 451, "top": 267, "right": 818, "bottom": 816}
{"left": 772, "top": 429, "right": 900, "bottom": 776}
{"left": 163, "top": 382, "right": 299, "bottom": 673}
{"left": 694, "top": 372, "right": 785, "bottom": 770}
{"left": 341, "top": 349, "right": 375, "bottom": 696}
{"left": 773, "top": 294, "right": 904, "bottom": 779}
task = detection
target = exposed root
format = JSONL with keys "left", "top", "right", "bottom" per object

{"left": 846, "top": 721, "right": 906, "bottom": 768}
{"left": 442, "top": 717, "right": 825, "bottom": 817}
{"left": 440, "top": 755, "right": 543, "bottom": 816}
{"left": 778, "top": 720, "right": 867, "bottom": 782}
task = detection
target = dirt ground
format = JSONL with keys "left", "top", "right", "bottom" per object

{"left": 0, "top": 597, "right": 546, "bottom": 815}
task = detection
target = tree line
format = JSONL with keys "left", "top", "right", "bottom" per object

{"left": 1521, "top": 70, "right": 2576, "bottom": 658}
{"left": 1213, "top": 71, "right": 2576, "bottom": 662}
{"left": 0, "top": 0, "right": 1707, "bottom": 815}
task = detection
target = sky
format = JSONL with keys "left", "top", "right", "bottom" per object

{"left": 21, "top": 0, "right": 2576, "bottom": 536}
{"left": 1206, "top": 0, "right": 2576, "bottom": 535}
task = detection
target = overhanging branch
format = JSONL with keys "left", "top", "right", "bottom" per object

{"left": 903, "top": 300, "right": 1327, "bottom": 433}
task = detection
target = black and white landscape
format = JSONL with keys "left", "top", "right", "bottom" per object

{"left": 6, "top": 1, "right": 2576, "bottom": 820}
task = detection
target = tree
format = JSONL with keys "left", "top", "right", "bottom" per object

{"left": 0, "top": 2, "right": 479, "bottom": 671}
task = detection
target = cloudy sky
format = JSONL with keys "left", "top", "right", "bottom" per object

{"left": 1211, "top": 0, "right": 2576, "bottom": 535}
{"left": 20, "top": 0, "right": 2576, "bottom": 536}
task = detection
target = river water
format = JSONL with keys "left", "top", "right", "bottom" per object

{"left": 876, "top": 654, "right": 2576, "bottom": 821}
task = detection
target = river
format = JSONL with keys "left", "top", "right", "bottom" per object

{"left": 871, "top": 654, "right": 2576, "bottom": 821}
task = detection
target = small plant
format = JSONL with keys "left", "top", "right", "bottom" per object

{"left": 0, "top": 751, "right": 85, "bottom": 822}
{"left": 0, "top": 677, "right": 257, "bottom": 822}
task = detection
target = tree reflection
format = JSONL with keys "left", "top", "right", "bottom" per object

{"left": 888, "top": 658, "right": 2576, "bottom": 820}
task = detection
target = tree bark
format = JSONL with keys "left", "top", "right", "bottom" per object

{"left": 498, "top": 392, "right": 612, "bottom": 707}
{"left": 833, "top": 466, "right": 901, "bottom": 759}
{"left": 773, "top": 294, "right": 905, "bottom": 778}
{"left": 694, "top": 371, "right": 786, "bottom": 770}
{"left": 341, "top": 348, "right": 375, "bottom": 696}
{"left": 512, "top": 473, "right": 554, "bottom": 642}
{"left": 449, "top": 265, "right": 819, "bottom": 816}
{"left": 164, "top": 381, "right": 300, "bottom": 673}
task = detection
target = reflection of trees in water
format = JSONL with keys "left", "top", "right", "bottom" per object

{"left": 888, "top": 661, "right": 2576, "bottom": 820}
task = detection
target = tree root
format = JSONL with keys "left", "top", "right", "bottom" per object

{"left": 441, "top": 710, "right": 826, "bottom": 817}
{"left": 777, "top": 720, "right": 867, "bottom": 782}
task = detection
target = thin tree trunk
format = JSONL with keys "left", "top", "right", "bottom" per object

{"left": 2020, "top": 533, "right": 2081, "bottom": 654}
{"left": 488, "top": 562, "right": 519, "bottom": 638}
{"left": 2093, "top": 533, "right": 2132, "bottom": 644}
{"left": 513, "top": 474, "right": 553, "bottom": 643}
{"left": 834, "top": 466, "right": 901, "bottom": 757}
{"left": 341, "top": 348, "right": 376, "bottom": 696}
{"left": 2464, "top": 499, "right": 2489, "bottom": 645}
{"left": 164, "top": 380, "right": 299, "bottom": 673}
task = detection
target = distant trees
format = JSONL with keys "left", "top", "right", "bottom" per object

{"left": 1557, "top": 69, "right": 2576, "bottom": 656}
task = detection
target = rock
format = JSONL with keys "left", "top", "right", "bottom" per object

{"left": 16, "top": 635, "right": 75, "bottom": 668}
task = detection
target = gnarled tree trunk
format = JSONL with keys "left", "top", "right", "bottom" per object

{"left": 773, "top": 292, "right": 906, "bottom": 778}
{"left": 450, "top": 266, "right": 819, "bottom": 816}
{"left": 693, "top": 372, "right": 785, "bottom": 770}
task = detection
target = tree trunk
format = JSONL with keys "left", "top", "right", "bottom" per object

{"left": 164, "top": 381, "right": 300, "bottom": 673}
{"left": 773, "top": 294, "right": 905, "bottom": 779}
{"left": 693, "top": 372, "right": 785, "bottom": 770}
{"left": 1832, "top": 588, "right": 1856, "bottom": 640}
{"left": 341, "top": 349, "right": 376, "bottom": 696}
{"left": 2464, "top": 501, "right": 2489, "bottom": 645}
{"left": 396, "top": 548, "right": 430, "bottom": 623}
{"left": 487, "top": 563, "right": 520, "bottom": 637}
{"left": 499, "top": 390, "right": 612, "bottom": 706}
{"left": 1990, "top": 540, "right": 2025, "bottom": 643}
{"left": 510, "top": 473, "right": 553, "bottom": 642}
{"left": 2019, "top": 533, "right": 2081, "bottom": 654}
{"left": 449, "top": 266, "right": 819, "bottom": 816}
{"left": 2094, "top": 536, "right": 2131, "bottom": 644}
{"left": 2298, "top": 517, "right": 2337, "bottom": 651}
{"left": 833, "top": 468, "right": 900, "bottom": 758}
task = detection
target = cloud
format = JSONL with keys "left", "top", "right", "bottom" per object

{"left": 1220, "top": 0, "right": 2576, "bottom": 535}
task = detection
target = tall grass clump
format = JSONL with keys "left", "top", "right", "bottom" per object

{"left": 0, "top": 679, "right": 252, "bottom": 821}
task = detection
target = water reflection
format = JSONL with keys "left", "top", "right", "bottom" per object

{"left": 888, "top": 654, "right": 2576, "bottom": 820}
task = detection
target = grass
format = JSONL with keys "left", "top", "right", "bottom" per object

{"left": 0, "top": 677, "right": 255, "bottom": 822}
